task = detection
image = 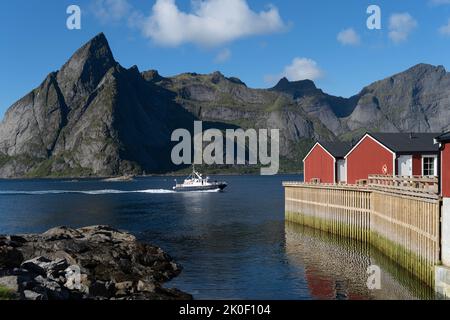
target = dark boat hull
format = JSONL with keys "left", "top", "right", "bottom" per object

{"left": 173, "top": 183, "right": 227, "bottom": 192}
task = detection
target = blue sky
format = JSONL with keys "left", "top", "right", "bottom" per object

{"left": 1, "top": 0, "right": 450, "bottom": 116}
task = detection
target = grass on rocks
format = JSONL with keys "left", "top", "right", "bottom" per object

{"left": 0, "top": 286, "right": 15, "bottom": 300}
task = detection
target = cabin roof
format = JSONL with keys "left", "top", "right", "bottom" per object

{"left": 369, "top": 133, "right": 440, "bottom": 154}
{"left": 318, "top": 141, "right": 352, "bottom": 159}
{"left": 435, "top": 132, "right": 450, "bottom": 143}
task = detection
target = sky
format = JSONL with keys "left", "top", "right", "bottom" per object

{"left": 1, "top": 0, "right": 450, "bottom": 116}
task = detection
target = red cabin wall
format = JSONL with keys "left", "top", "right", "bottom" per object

{"left": 412, "top": 154, "right": 422, "bottom": 176}
{"left": 304, "top": 145, "right": 335, "bottom": 184}
{"left": 346, "top": 136, "right": 394, "bottom": 184}
{"left": 442, "top": 143, "right": 450, "bottom": 197}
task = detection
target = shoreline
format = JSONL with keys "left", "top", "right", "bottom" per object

{"left": 0, "top": 172, "right": 304, "bottom": 182}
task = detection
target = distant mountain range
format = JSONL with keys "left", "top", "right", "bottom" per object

{"left": 0, "top": 33, "right": 449, "bottom": 178}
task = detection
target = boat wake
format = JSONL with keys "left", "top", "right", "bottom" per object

{"left": 0, "top": 189, "right": 175, "bottom": 195}
{"left": 0, "top": 188, "right": 222, "bottom": 196}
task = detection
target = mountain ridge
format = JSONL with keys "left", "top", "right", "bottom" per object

{"left": 0, "top": 33, "right": 448, "bottom": 178}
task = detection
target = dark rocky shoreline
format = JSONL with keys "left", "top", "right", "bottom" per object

{"left": 0, "top": 226, "right": 192, "bottom": 300}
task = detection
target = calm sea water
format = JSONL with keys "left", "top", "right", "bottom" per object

{"left": 0, "top": 175, "right": 436, "bottom": 300}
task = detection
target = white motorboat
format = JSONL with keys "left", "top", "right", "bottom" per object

{"left": 173, "top": 168, "right": 227, "bottom": 192}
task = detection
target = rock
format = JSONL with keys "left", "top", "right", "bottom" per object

{"left": 0, "top": 246, "right": 23, "bottom": 268}
{"left": 21, "top": 257, "right": 69, "bottom": 279}
{"left": 64, "top": 265, "right": 82, "bottom": 290}
{"left": 43, "top": 281, "right": 70, "bottom": 300}
{"left": 78, "top": 225, "right": 136, "bottom": 243}
{"left": 23, "top": 290, "right": 46, "bottom": 301}
{"left": 0, "top": 225, "right": 191, "bottom": 300}
{"left": 89, "top": 281, "right": 115, "bottom": 298}
{"left": 33, "top": 275, "right": 47, "bottom": 285}
{"left": 115, "top": 281, "right": 134, "bottom": 296}
{"left": 137, "top": 280, "right": 155, "bottom": 293}
{"left": 0, "top": 276, "right": 19, "bottom": 292}
{"left": 42, "top": 227, "right": 83, "bottom": 241}
{"left": 21, "top": 257, "right": 52, "bottom": 276}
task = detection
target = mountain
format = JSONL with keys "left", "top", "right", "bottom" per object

{"left": 0, "top": 33, "right": 195, "bottom": 178}
{"left": 345, "top": 64, "right": 450, "bottom": 135}
{"left": 0, "top": 33, "right": 449, "bottom": 177}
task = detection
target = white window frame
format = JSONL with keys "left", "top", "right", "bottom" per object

{"left": 422, "top": 155, "right": 438, "bottom": 177}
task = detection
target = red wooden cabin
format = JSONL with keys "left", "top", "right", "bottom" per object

{"left": 345, "top": 133, "right": 440, "bottom": 184}
{"left": 303, "top": 141, "right": 351, "bottom": 184}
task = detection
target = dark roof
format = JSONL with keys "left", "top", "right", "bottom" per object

{"left": 369, "top": 133, "right": 440, "bottom": 153}
{"left": 319, "top": 141, "right": 352, "bottom": 158}
{"left": 435, "top": 132, "right": 450, "bottom": 143}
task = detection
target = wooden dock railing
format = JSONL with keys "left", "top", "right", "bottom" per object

{"left": 368, "top": 175, "right": 439, "bottom": 199}
{"left": 284, "top": 176, "right": 442, "bottom": 287}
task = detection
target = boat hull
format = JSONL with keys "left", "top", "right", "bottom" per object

{"left": 173, "top": 183, "right": 227, "bottom": 192}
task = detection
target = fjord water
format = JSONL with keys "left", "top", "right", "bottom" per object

{"left": 0, "top": 175, "right": 435, "bottom": 300}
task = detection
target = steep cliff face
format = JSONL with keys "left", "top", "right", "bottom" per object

{"left": 155, "top": 63, "right": 450, "bottom": 150}
{"left": 150, "top": 71, "right": 336, "bottom": 159}
{"left": 0, "top": 33, "right": 194, "bottom": 178}
{"left": 1, "top": 33, "right": 449, "bottom": 177}
{"left": 346, "top": 64, "right": 450, "bottom": 134}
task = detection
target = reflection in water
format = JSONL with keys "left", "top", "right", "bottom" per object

{"left": 285, "top": 222, "right": 437, "bottom": 300}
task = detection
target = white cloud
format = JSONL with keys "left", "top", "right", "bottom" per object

{"left": 214, "top": 48, "right": 232, "bottom": 63}
{"left": 388, "top": 13, "right": 418, "bottom": 44}
{"left": 93, "top": 0, "right": 132, "bottom": 23}
{"left": 337, "top": 28, "right": 360, "bottom": 46}
{"left": 439, "top": 19, "right": 450, "bottom": 35}
{"left": 138, "top": 0, "right": 286, "bottom": 47}
{"left": 265, "top": 57, "right": 323, "bottom": 84}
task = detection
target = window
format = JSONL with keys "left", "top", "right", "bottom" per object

{"left": 423, "top": 156, "right": 436, "bottom": 176}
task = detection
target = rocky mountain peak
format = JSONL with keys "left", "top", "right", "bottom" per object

{"left": 56, "top": 33, "right": 116, "bottom": 101}
{"left": 60, "top": 33, "right": 115, "bottom": 75}
{"left": 211, "top": 71, "right": 225, "bottom": 84}
{"left": 405, "top": 63, "right": 446, "bottom": 75}
{"left": 271, "top": 77, "right": 319, "bottom": 99}
{"left": 142, "top": 69, "right": 165, "bottom": 83}
{"left": 379, "top": 63, "right": 448, "bottom": 86}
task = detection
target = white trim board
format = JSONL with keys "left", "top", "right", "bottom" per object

{"left": 303, "top": 142, "right": 337, "bottom": 162}
{"left": 303, "top": 142, "right": 338, "bottom": 184}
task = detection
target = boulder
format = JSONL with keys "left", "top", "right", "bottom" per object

{"left": 137, "top": 280, "right": 156, "bottom": 293}
{"left": 23, "top": 289, "right": 46, "bottom": 301}
{"left": 21, "top": 257, "right": 52, "bottom": 276}
{"left": 115, "top": 281, "right": 134, "bottom": 296}
{"left": 0, "top": 246, "right": 23, "bottom": 268}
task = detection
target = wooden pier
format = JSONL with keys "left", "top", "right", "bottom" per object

{"left": 284, "top": 175, "right": 441, "bottom": 287}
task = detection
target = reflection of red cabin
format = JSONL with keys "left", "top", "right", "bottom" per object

{"left": 436, "top": 133, "right": 450, "bottom": 197}
{"left": 303, "top": 142, "right": 351, "bottom": 184}
{"left": 345, "top": 133, "right": 440, "bottom": 184}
